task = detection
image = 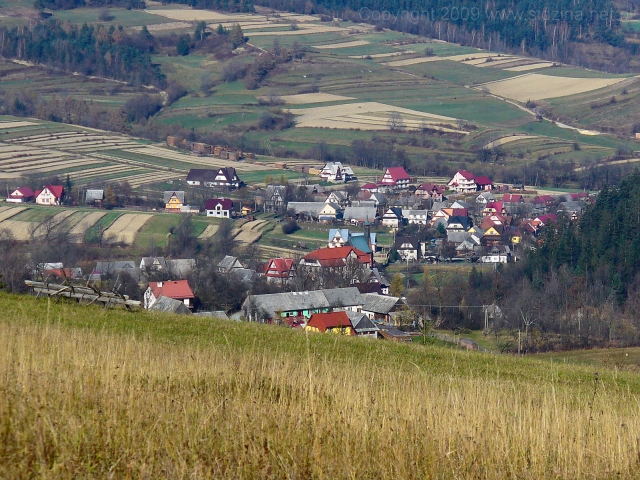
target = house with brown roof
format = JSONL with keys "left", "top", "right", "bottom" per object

{"left": 211, "top": 167, "right": 242, "bottom": 189}
{"left": 300, "top": 246, "right": 371, "bottom": 268}
{"left": 415, "top": 183, "right": 445, "bottom": 201}
{"left": 143, "top": 280, "right": 196, "bottom": 310}
{"left": 205, "top": 198, "right": 233, "bottom": 218}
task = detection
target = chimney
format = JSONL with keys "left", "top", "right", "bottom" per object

{"left": 157, "top": 281, "right": 163, "bottom": 287}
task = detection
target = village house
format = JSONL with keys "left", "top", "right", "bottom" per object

{"left": 395, "top": 236, "right": 421, "bottom": 261}
{"left": 205, "top": 198, "right": 233, "bottom": 218}
{"left": 406, "top": 210, "right": 429, "bottom": 225}
{"left": 415, "top": 183, "right": 445, "bottom": 201}
{"left": 300, "top": 246, "right": 371, "bottom": 269}
{"left": 320, "top": 162, "right": 354, "bottom": 183}
{"left": 7, "top": 186, "right": 35, "bottom": 203}
{"left": 217, "top": 255, "right": 244, "bottom": 273}
{"left": 346, "top": 311, "right": 380, "bottom": 337}
{"left": 482, "top": 201, "right": 507, "bottom": 216}
{"left": 361, "top": 293, "right": 401, "bottom": 324}
{"left": 378, "top": 166, "right": 411, "bottom": 190}
{"left": 446, "top": 215, "right": 472, "bottom": 233}
{"left": 305, "top": 311, "right": 355, "bottom": 335}
{"left": 325, "top": 191, "right": 349, "bottom": 207}
{"left": 144, "top": 280, "right": 195, "bottom": 310}
{"left": 164, "top": 191, "right": 185, "bottom": 213}
{"left": 287, "top": 201, "right": 326, "bottom": 221}
{"left": 242, "top": 287, "right": 364, "bottom": 323}
{"left": 382, "top": 207, "right": 404, "bottom": 229}
{"left": 475, "top": 191, "right": 496, "bottom": 208}
{"left": 186, "top": 169, "right": 218, "bottom": 186}
{"left": 448, "top": 171, "right": 494, "bottom": 193}
{"left": 210, "top": 167, "right": 242, "bottom": 189}
{"left": 85, "top": 189, "right": 104, "bottom": 207}
{"left": 343, "top": 206, "right": 378, "bottom": 225}
{"left": 35, "top": 185, "right": 64, "bottom": 206}
{"left": 481, "top": 245, "right": 511, "bottom": 263}
{"left": 360, "top": 183, "right": 379, "bottom": 193}
{"left": 318, "top": 202, "right": 342, "bottom": 223}
{"left": 327, "top": 228, "right": 376, "bottom": 254}
{"left": 263, "top": 257, "right": 296, "bottom": 284}
{"left": 262, "top": 185, "right": 286, "bottom": 212}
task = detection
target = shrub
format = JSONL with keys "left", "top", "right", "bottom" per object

{"left": 282, "top": 219, "right": 300, "bottom": 234}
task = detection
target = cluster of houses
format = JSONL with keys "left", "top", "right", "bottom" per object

{"left": 7, "top": 185, "right": 65, "bottom": 205}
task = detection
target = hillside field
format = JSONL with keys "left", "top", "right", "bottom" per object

{"left": 1, "top": 293, "right": 640, "bottom": 478}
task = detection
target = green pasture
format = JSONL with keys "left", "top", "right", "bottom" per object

{"left": 134, "top": 214, "right": 183, "bottom": 249}
{"left": 404, "top": 59, "right": 519, "bottom": 84}
{"left": 11, "top": 207, "right": 58, "bottom": 223}
{"left": 50, "top": 8, "right": 169, "bottom": 28}
{"left": 84, "top": 211, "right": 121, "bottom": 243}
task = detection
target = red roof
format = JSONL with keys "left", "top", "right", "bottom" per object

{"left": 9, "top": 186, "right": 35, "bottom": 198}
{"left": 307, "top": 311, "right": 354, "bottom": 333}
{"left": 205, "top": 198, "right": 233, "bottom": 210}
{"left": 43, "top": 268, "right": 78, "bottom": 279}
{"left": 42, "top": 185, "right": 64, "bottom": 199}
{"left": 475, "top": 176, "right": 493, "bottom": 186}
{"left": 534, "top": 195, "right": 554, "bottom": 204}
{"left": 417, "top": 183, "right": 444, "bottom": 194}
{"left": 570, "top": 192, "right": 588, "bottom": 200}
{"left": 265, "top": 258, "right": 295, "bottom": 278}
{"left": 457, "top": 170, "right": 475, "bottom": 180}
{"left": 302, "top": 246, "right": 370, "bottom": 267}
{"left": 484, "top": 201, "right": 504, "bottom": 212}
{"left": 148, "top": 280, "right": 195, "bottom": 300}
{"left": 361, "top": 183, "right": 378, "bottom": 190}
{"left": 385, "top": 167, "right": 410, "bottom": 181}
{"left": 535, "top": 214, "right": 557, "bottom": 225}
{"left": 502, "top": 193, "right": 522, "bottom": 202}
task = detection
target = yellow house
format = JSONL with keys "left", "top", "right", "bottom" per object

{"left": 305, "top": 312, "right": 354, "bottom": 336}
{"left": 164, "top": 191, "right": 184, "bottom": 213}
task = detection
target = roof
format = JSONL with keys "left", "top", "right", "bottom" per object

{"left": 10, "top": 186, "right": 35, "bottom": 198}
{"left": 349, "top": 235, "right": 372, "bottom": 254}
{"left": 140, "top": 256, "right": 168, "bottom": 270}
{"left": 149, "top": 296, "right": 192, "bottom": 314}
{"left": 266, "top": 258, "right": 295, "bottom": 277}
{"left": 232, "top": 268, "right": 258, "bottom": 284}
{"left": 383, "top": 207, "right": 403, "bottom": 219}
{"left": 95, "top": 261, "right": 136, "bottom": 274}
{"left": 385, "top": 166, "right": 410, "bottom": 182}
{"left": 362, "top": 293, "right": 400, "bottom": 315}
{"left": 377, "top": 324, "right": 412, "bottom": 341}
{"left": 346, "top": 311, "right": 380, "bottom": 333}
{"left": 448, "top": 216, "right": 472, "bottom": 228}
{"left": 361, "top": 183, "right": 378, "bottom": 190}
{"left": 218, "top": 255, "right": 243, "bottom": 271}
{"left": 163, "top": 191, "right": 185, "bottom": 204}
{"left": 475, "top": 175, "right": 493, "bottom": 186}
{"left": 42, "top": 185, "right": 64, "bottom": 198}
{"left": 307, "top": 311, "right": 354, "bottom": 333}
{"left": 85, "top": 189, "right": 104, "bottom": 202}
{"left": 485, "top": 201, "right": 504, "bottom": 212}
{"left": 243, "top": 287, "right": 365, "bottom": 319}
{"left": 287, "top": 202, "right": 326, "bottom": 217}
{"left": 148, "top": 280, "right": 195, "bottom": 300}
{"left": 457, "top": 170, "right": 475, "bottom": 180}
{"left": 322, "top": 287, "right": 364, "bottom": 309}
{"left": 328, "top": 228, "right": 350, "bottom": 242}
{"left": 395, "top": 236, "right": 419, "bottom": 249}
{"left": 302, "top": 246, "right": 370, "bottom": 267}
{"left": 217, "top": 167, "right": 239, "bottom": 183}
{"left": 343, "top": 206, "right": 378, "bottom": 221}
{"left": 186, "top": 169, "right": 218, "bottom": 182}
{"left": 205, "top": 198, "right": 233, "bottom": 210}
{"left": 502, "top": 193, "right": 523, "bottom": 202}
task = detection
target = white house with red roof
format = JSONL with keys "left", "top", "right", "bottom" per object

{"left": 205, "top": 198, "right": 233, "bottom": 218}
{"left": 448, "top": 171, "right": 494, "bottom": 193}
{"left": 35, "top": 185, "right": 64, "bottom": 206}
{"left": 144, "top": 280, "right": 195, "bottom": 310}
{"left": 448, "top": 171, "right": 476, "bottom": 193}
{"left": 378, "top": 167, "right": 410, "bottom": 189}
{"left": 264, "top": 258, "right": 296, "bottom": 284}
{"left": 7, "top": 186, "right": 35, "bottom": 203}
{"left": 360, "top": 183, "right": 379, "bottom": 193}
{"left": 300, "top": 246, "right": 371, "bottom": 268}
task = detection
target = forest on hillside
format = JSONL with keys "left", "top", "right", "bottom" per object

{"left": 258, "top": 0, "right": 637, "bottom": 70}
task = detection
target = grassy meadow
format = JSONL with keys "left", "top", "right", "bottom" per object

{"left": 2, "top": 293, "right": 640, "bottom": 478}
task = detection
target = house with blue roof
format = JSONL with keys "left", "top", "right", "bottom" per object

{"left": 327, "top": 229, "right": 376, "bottom": 253}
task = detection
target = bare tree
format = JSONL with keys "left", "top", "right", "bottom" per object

{"left": 387, "top": 112, "right": 405, "bottom": 132}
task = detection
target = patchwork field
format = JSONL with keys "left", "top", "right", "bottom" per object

{"left": 102, "top": 214, "right": 152, "bottom": 245}
{"left": 279, "top": 93, "right": 355, "bottom": 104}
{"left": 481, "top": 74, "right": 631, "bottom": 102}
{"left": 68, "top": 211, "right": 107, "bottom": 243}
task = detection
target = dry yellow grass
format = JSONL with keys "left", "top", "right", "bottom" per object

{"left": 197, "top": 224, "right": 219, "bottom": 239}
{"left": 482, "top": 73, "right": 628, "bottom": 102}
{"left": 0, "top": 121, "right": 38, "bottom": 129}
{"left": 68, "top": 211, "right": 106, "bottom": 243}
{"left": 2, "top": 298, "right": 640, "bottom": 478}
{"left": 504, "top": 62, "right": 556, "bottom": 71}
{"left": 278, "top": 92, "right": 355, "bottom": 104}
{"left": 102, "top": 213, "right": 151, "bottom": 245}
{"left": 0, "top": 220, "right": 38, "bottom": 240}
{"left": 484, "top": 134, "right": 538, "bottom": 149}
{"left": 0, "top": 206, "right": 27, "bottom": 223}
{"left": 314, "top": 40, "right": 369, "bottom": 49}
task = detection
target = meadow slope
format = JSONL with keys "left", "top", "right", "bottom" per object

{"left": 1, "top": 293, "right": 640, "bottom": 478}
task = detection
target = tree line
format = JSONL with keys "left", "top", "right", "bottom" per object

{"left": 0, "top": 20, "right": 164, "bottom": 87}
